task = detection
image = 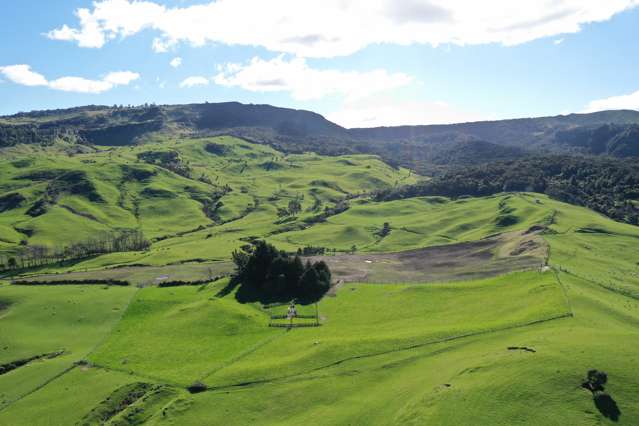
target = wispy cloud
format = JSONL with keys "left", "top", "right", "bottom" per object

{"left": 214, "top": 55, "right": 412, "bottom": 101}
{"left": 0, "top": 65, "right": 139, "bottom": 94}
{"left": 170, "top": 57, "right": 182, "bottom": 68}
{"left": 46, "top": 0, "right": 639, "bottom": 57}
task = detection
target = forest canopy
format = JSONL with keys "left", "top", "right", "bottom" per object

{"left": 375, "top": 156, "right": 639, "bottom": 225}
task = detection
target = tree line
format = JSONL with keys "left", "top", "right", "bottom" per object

{"left": 0, "top": 230, "right": 150, "bottom": 271}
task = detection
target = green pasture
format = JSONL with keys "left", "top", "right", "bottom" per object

{"left": 0, "top": 284, "right": 135, "bottom": 410}
{"left": 0, "top": 138, "right": 638, "bottom": 424}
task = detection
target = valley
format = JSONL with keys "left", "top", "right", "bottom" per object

{"left": 0, "top": 113, "right": 638, "bottom": 425}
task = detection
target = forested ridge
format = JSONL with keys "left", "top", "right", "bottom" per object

{"left": 375, "top": 156, "right": 639, "bottom": 225}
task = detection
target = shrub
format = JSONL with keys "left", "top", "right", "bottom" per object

{"left": 187, "top": 381, "right": 208, "bottom": 394}
{"left": 582, "top": 369, "right": 608, "bottom": 392}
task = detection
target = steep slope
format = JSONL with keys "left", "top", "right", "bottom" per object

{"left": 2, "top": 103, "right": 639, "bottom": 161}
{"left": 350, "top": 109, "right": 639, "bottom": 149}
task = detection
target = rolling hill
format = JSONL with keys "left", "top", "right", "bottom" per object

{"left": 0, "top": 104, "right": 638, "bottom": 425}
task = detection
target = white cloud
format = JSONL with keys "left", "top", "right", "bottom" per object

{"left": 584, "top": 89, "right": 639, "bottom": 112}
{"left": 553, "top": 38, "right": 564, "bottom": 44}
{"left": 48, "top": 77, "right": 113, "bottom": 93}
{"left": 214, "top": 56, "right": 412, "bottom": 101}
{"left": 46, "top": 0, "right": 165, "bottom": 48}
{"left": 327, "top": 96, "right": 487, "bottom": 128}
{"left": 103, "top": 71, "right": 140, "bottom": 85}
{"left": 170, "top": 57, "right": 182, "bottom": 68}
{"left": 46, "top": 0, "right": 639, "bottom": 57}
{"left": 179, "top": 76, "right": 210, "bottom": 88}
{"left": 0, "top": 65, "right": 48, "bottom": 87}
{"left": 0, "top": 64, "right": 139, "bottom": 94}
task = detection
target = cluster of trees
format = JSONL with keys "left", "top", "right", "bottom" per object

{"left": 296, "top": 245, "right": 332, "bottom": 256}
{"left": 0, "top": 193, "right": 26, "bottom": 213}
{"left": 277, "top": 199, "right": 302, "bottom": 218}
{"left": 204, "top": 142, "right": 230, "bottom": 156}
{"left": 137, "top": 150, "right": 192, "bottom": 178}
{"left": 232, "top": 240, "right": 331, "bottom": 303}
{"left": 375, "top": 156, "right": 639, "bottom": 225}
{"left": 303, "top": 199, "right": 350, "bottom": 225}
{"left": 0, "top": 230, "right": 150, "bottom": 271}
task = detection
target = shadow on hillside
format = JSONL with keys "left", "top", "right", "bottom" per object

{"left": 594, "top": 393, "right": 621, "bottom": 422}
{"left": 214, "top": 277, "right": 240, "bottom": 298}
{"left": 235, "top": 283, "right": 322, "bottom": 305}
{"left": 214, "top": 277, "right": 322, "bottom": 305}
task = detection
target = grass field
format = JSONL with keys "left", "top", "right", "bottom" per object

{"left": 0, "top": 284, "right": 136, "bottom": 410}
{"left": 0, "top": 136, "right": 415, "bottom": 269}
{"left": 0, "top": 139, "right": 638, "bottom": 424}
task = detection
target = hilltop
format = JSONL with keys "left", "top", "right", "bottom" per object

{"left": 2, "top": 102, "right": 638, "bottom": 226}
{"left": 3, "top": 103, "right": 639, "bottom": 168}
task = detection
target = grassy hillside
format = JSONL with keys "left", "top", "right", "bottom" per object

{"left": 3, "top": 103, "right": 639, "bottom": 177}
{"left": 0, "top": 285, "right": 136, "bottom": 411}
{"left": 0, "top": 137, "right": 638, "bottom": 424}
{"left": 0, "top": 135, "right": 415, "bottom": 268}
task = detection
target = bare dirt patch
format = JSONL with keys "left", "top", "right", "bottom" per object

{"left": 310, "top": 229, "right": 547, "bottom": 284}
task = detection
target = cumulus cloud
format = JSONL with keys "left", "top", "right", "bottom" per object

{"left": 327, "top": 96, "right": 487, "bottom": 128}
{"left": 46, "top": 0, "right": 639, "bottom": 57}
{"left": 170, "top": 57, "right": 182, "bottom": 68}
{"left": 103, "top": 71, "right": 140, "bottom": 85}
{"left": 584, "top": 89, "right": 639, "bottom": 112}
{"left": 0, "top": 65, "right": 48, "bottom": 87}
{"left": 0, "top": 64, "right": 139, "bottom": 94}
{"left": 214, "top": 56, "right": 412, "bottom": 101}
{"left": 179, "top": 76, "right": 210, "bottom": 88}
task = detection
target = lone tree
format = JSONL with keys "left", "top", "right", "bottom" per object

{"left": 583, "top": 369, "right": 608, "bottom": 392}
{"left": 378, "top": 222, "right": 391, "bottom": 237}
{"left": 232, "top": 240, "right": 331, "bottom": 303}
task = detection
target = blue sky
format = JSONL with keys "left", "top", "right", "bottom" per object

{"left": 1, "top": 0, "right": 639, "bottom": 127}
